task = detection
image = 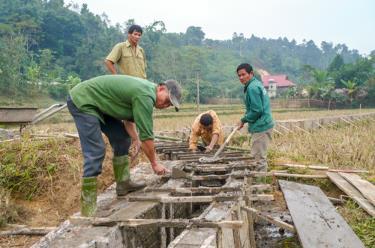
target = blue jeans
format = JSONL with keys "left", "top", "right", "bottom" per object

{"left": 67, "top": 96, "right": 131, "bottom": 177}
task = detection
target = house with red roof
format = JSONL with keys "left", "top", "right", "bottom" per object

{"left": 261, "top": 74, "right": 296, "bottom": 98}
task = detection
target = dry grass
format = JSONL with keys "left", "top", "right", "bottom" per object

{"left": 269, "top": 119, "right": 375, "bottom": 173}
{"left": 0, "top": 134, "right": 81, "bottom": 199}
{"left": 0, "top": 188, "right": 26, "bottom": 227}
{"left": 156, "top": 108, "right": 375, "bottom": 130}
{"left": 32, "top": 107, "right": 375, "bottom": 133}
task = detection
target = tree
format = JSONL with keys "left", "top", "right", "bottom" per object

{"left": 0, "top": 35, "right": 29, "bottom": 97}
{"left": 40, "top": 1, "right": 84, "bottom": 58}
{"left": 328, "top": 54, "right": 344, "bottom": 73}
{"left": 232, "top": 32, "right": 244, "bottom": 57}
{"left": 363, "top": 77, "right": 375, "bottom": 106}
{"left": 26, "top": 61, "right": 41, "bottom": 96}
{"left": 333, "top": 58, "right": 374, "bottom": 88}
{"left": 340, "top": 79, "right": 358, "bottom": 104}
{"left": 311, "top": 69, "right": 331, "bottom": 84}
{"left": 123, "top": 19, "right": 135, "bottom": 32}
{"left": 184, "top": 26, "right": 205, "bottom": 46}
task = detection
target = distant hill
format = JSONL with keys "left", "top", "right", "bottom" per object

{"left": 0, "top": 0, "right": 367, "bottom": 103}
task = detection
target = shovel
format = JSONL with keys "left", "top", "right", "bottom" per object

{"left": 199, "top": 125, "right": 241, "bottom": 163}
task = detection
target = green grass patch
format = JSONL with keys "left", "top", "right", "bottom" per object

{"left": 0, "top": 134, "right": 80, "bottom": 200}
{"left": 276, "top": 236, "right": 302, "bottom": 248}
{"left": 339, "top": 200, "right": 375, "bottom": 247}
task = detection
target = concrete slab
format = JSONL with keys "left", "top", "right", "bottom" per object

{"left": 31, "top": 162, "right": 185, "bottom": 248}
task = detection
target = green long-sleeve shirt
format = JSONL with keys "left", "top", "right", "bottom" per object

{"left": 241, "top": 77, "right": 274, "bottom": 133}
{"left": 70, "top": 75, "right": 156, "bottom": 141}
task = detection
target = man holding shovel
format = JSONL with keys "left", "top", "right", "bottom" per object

{"left": 236, "top": 63, "right": 274, "bottom": 171}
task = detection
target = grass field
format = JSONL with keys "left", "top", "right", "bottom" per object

{"left": 154, "top": 107, "right": 375, "bottom": 130}
{"left": 32, "top": 104, "right": 375, "bottom": 131}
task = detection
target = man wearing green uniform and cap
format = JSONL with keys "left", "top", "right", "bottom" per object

{"left": 67, "top": 75, "right": 181, "bottom": 216}
{"left": 236, "top": 63, "right": 274, "bottom": 172}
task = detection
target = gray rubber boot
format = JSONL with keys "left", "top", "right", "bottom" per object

{"left": 113, "top": 155, "right": 145, "bottom": 196}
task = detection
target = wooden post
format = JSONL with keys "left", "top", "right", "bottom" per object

{"left": 169, "top": 203, "right": 175, "bottom": 242}
{"left": 161, "top": 203, "right": 166, "bottom": 248}
{"left": 278, "top": 124, "right": 293, "bottom": 133}
{"left": 272, "top": 128, "right": 283, "bottom": 135}
{"left": 293, "top": 125, "right": 310, "bottom": 135}
{"left": 244, "top": 174, "right": 256, "bottom": 248}
{"left": 231, "top": 209, "right": 241, "bottom": 248}
{"left": 216, "top": 227, "right": 223, "bottom": 248}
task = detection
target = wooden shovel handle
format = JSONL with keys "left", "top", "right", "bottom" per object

{"left": 213, "top": 126, "right": 240, "bottom": 158}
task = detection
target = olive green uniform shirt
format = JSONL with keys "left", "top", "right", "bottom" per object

{"left": 106, "top": 40, "right": 147, "bottom": 79}
{"left": 70, "top": 75, "right": 156, "bottom": 141}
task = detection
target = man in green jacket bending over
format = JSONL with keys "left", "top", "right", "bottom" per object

{"left": 67, "top": 75, "right": 181, "bottom": 216}
{"left": 236, "top": 63, "right": 274, "bottom": 171}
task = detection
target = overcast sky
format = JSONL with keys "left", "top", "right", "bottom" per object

{"left": 69, "top": 0, "right": 374, "bottom": 54}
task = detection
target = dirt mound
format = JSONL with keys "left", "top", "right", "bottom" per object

{"left": 0, "top": 137, "right": 116, "bottom": 247}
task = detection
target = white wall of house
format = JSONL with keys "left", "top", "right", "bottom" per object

{"left": 267, "top": 80, "right": 277, "bottom": 98}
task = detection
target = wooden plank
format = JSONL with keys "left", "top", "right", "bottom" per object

{"left": 168, "top": 171, "right": 327, "bottom": 181}
{"left": 0, "top": 227, "right": 55, "bottom": 236}
{"left": 327, "top": 172, "right": 375, "bottom": 217}
{"left": 142, "top": 186, "right": 243, "bottom": 194}
{"left": 241, "top": 206, "right": 296, "bottom": 233}
{"left": 176, "top": 151, "right": 243, "bottom": 159}
{"left": 273, "top": 172, "right": 327, "bottom": 179}
{"left": 127, "top": 195, "right": 241, "bottom": 203}
{"left": 0, "top": 107, "right": 37, "bottom": 123}
{"left": 185, "top": 163, "right": 255, "bottom": 172}
{"left": 250, "top": 172, "right": 328, "bottom": 179}
{"left": 339, "top": 172, "right": 375, "bottom": 206}
{"left": 279, "top": 180, "right": 365, "bottom": 248}
{"left": 276, "top": 163, "right": 368, "bottom": 173}
{"left": 276, "top": 163, "right": 329, "bottom": 170}
{"left": 182, "top": 156, "right": 252, "bottom": 163}
{"left": 126, "top": 194, "right": 273, "bottom": 203}
{"left": 70, "top": 217, "right": 243, "bottom": 229}
{"left": 328, "top": 169, "right": 369, "bottom": 173}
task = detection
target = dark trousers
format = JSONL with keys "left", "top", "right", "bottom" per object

{"left": 67, "top": 96, "right": 131, "bottom": 177}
